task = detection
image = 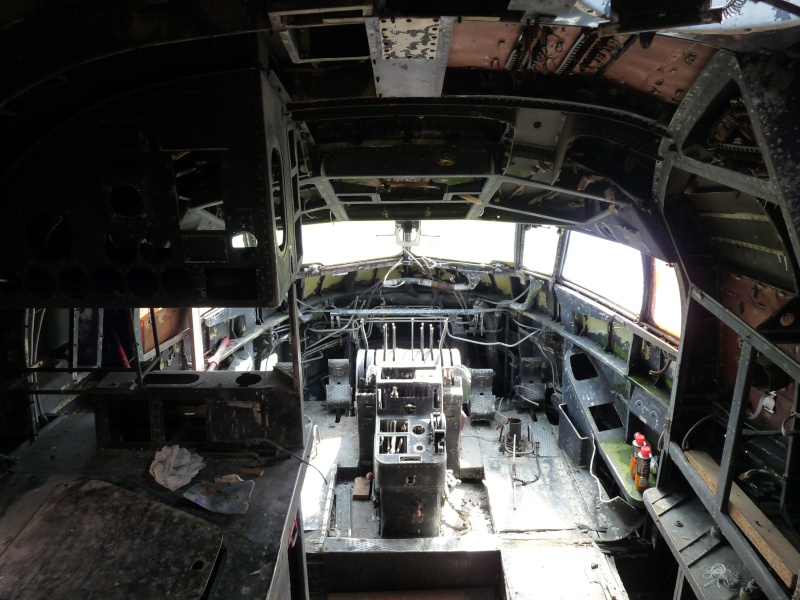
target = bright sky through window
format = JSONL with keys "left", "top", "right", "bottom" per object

{"left": 651, "top": 259, "right": 683, "bottom": 337}
{"left": 302, "top": 220, "right": 515, "bottom": 266}
{"left": 521, "top": 226, "right": 560, "bottom": 275}
{"left": 562, "top": 232, "right": 645, "bottom": 315}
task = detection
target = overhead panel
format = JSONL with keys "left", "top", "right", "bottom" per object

{"left": 447, "top": 21, "right": 523, "bottom": 69}
{"left": 602, "top": 36, "right": 717, "bottom": 105}
{"left": 268, "top": 1, "right": 373, "bottom": 64}
{"left": 366, "top": 17, "right": 454, "bottom": 98}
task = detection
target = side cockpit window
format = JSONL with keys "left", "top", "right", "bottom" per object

{"left": 562, "top": 231, "right": 645, "bottom": 316}
{"left": 520, "top": 225, "right": 560, "bottom": 276}
{"left": 651, "top": 258, "right": 682, "bottom": 337}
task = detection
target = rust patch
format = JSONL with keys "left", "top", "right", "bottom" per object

{"left": 602, "top": 37, "right": 717, "bottom": 104}
{"left": 718, "top": 270, "right": 797, "bottom": 430}
{"left": 448, "top": 21, "right": 523, "bottom": 69}
{"left": 533, "top": 26, "right": 583, "bottom": 74}
{"left": 719, "top": 270, "right": 793, "bottom": 329}
{"left": 572, "top": 35, "right": 633, "bottom": 75}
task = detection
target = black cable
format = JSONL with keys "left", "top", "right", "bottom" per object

{"left": 514, "top": 442, "right": 541, "bottom": 486}
{"left": 257, "top": 437, "right": 329, "bottom": 486}
{"left": 681, "top": 414, "right": 716, "bottom": 451}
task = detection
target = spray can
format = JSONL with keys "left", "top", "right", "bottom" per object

{"left": 635, "top": 446, "right": 652, "bottom": 492}
{"left": 629, "top": 433, "right": 646, "bottom": 478}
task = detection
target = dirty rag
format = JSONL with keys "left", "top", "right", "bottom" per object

{"left": 149, "top": 445, "right": 205, "bottom": 491}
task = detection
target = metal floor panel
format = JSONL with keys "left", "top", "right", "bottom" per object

{"left": 322, "top": 535, "right": 500, "bottom": 553}
{"left": 459, "top": 426, "right": 489, "bottom": 480}
{"left": 1, "top": 411, "right": 310, "bottom": 600}
{"left": 644, "top": 486, "right": 754, "bottom": 600}
{"left": 328, "top": 591, "right": 495, "bottom": 599}
{"left": 464, "top": 407, "right": 601, "bottom": 539}
{"left": 304, "top": 401, "right": 629, "bottom": 600}
{"left": 530, "top": 415, "right": 561, "bottom": 457}
{"left": 350, "top": 491, "right": 378, "bottom": 539}
{"left": 484, "top": 454, "right": 591, "bottom": 536}
{"left": 304, "top": 403, "right": 360, "bottom": 538}
{"left": 500, "top": 541, "right": 628, "bottom": 600}
{"left": 312, "top": 407, "right": 360, "bottom": 472}
{"left": 0, "top": 479, "right": 222, "bottom": 600}
{"left": 334, "top": 483, "right": 353, "bottom": 538}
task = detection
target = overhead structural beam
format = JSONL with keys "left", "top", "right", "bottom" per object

{"left": 303, "top": 172, "right": 631, "bottom": 206}
{"left": 289, "top": 96, "right": 663, "bottom": 131}
{"left": 466, "top": 175, "right": 502, "bottom": 219}
{"left": 716, "top": 341, "right": 757, "bottom": 512}
{"left": 311, "top": 169, "right": 349, "bottom": 222}
{"left": 499, "top": 174, "right": 633, "bottom": 207}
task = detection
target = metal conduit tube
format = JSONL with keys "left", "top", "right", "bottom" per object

{"left": 205, "top": 337, "right": 230, "bottom": 371}
{"left": 499, "top": 174, "right": 634, "bottom": 206}
{"left": 383, "top": 277, "right": 475, "bottom": 291}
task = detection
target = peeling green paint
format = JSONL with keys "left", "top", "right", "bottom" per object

{"left": 612, "top": 323, "right": 633, "bottom": 361}
{"left": 303, "top": 276, "right": 320, "bottom": 298}
{"left": 585, "top": 316, "right": 608, "bottom": 348}
{"left": 321, "top": 274, "right": 344, "bottom": 290}
{"left": 600, "top": 440, "right": 657, "bottom": 502}
{"left": 537, "top": 290, "right": 548, "bottom": 310}
{"left": 664, "top": 362, "right": 676, "bottom": 392}
{"left": 355, "top": 269, "right": 374, "bottom": 282}
{"left": 628, "top": 375, "right": 671, "bottom": 404}
{"left": 493, "top": 274, "right": 512, "bottom": 295}
{"left": 612, "top": 382, "right": 630, "bottom": 399}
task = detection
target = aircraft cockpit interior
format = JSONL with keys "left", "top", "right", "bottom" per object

{"left": 2, "top": 1, "right": 800, "bottom": 599}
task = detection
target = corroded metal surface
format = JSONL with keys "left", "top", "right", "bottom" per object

{"left": 379, "top": 18, "right": 441, "bottom": 60}
{"left": 602, "top": 36, "right": 717, "bottom": 104}
{"left": 366, "top": 17, "right": 455, "bottom": 98}
{"left": 448, "top": 22, "right": 523, "bottom": 69}
{"left": 0, "top": 479, "right": 222, "bottom": 600}
{"left": 1, "top": 412, "right": 311, "bottom": 600}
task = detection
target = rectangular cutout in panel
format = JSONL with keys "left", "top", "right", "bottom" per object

{"left": 588, "top": 403, "right": 624, "bottom": 432}
{"left": 164, "top": 401, "right": 208, "bottom": 444}
{"left": 103, "top": 397, "right": 152, "bottom": 445}
{"left": 298, "top": 24, "right": 370, "bottom": 60}
{"left": 182, "top": 234, "right": 228, "bottom": 263}
{"left": 570, "top": 352, "right": 599, "bottom": 381}
{"left": 378, "top": 434, "right": 408, "bottom": 454}
{"left": 399, "top": 455, "right": 422, "bottom": 462}
{"left": 379, "top": 419, "right": 408, "bottom": 432}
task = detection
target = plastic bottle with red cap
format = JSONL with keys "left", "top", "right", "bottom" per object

{"left": 634, "top": 446, "right": 652, "bottom": 492}
{"left": 629, "top": 433, "right": 646, "bottom": 479}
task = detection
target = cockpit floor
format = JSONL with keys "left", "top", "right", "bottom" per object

{"left": 302, "top": 401, "right": 630, "bottom": 599}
